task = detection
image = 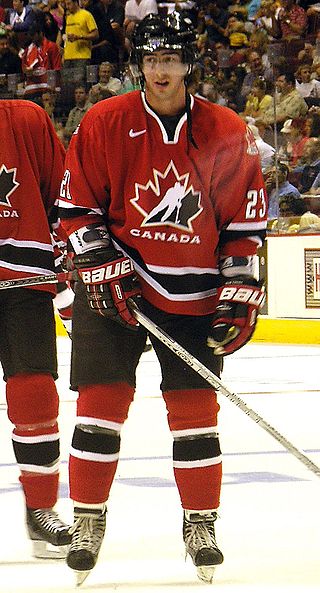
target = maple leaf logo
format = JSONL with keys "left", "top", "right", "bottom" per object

{"left": 130, "top": 161, "right": 203, "bottom": 232}
{"left": 0, "top": 165, "right": 19, "bottom": 207}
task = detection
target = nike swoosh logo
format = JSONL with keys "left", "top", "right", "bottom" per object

{"left": 129, "top": 128, "right": 146, "bottom": 138}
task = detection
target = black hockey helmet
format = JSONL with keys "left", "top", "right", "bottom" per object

{"left": 131, "top": 12, "right": 197, "bottom": 67}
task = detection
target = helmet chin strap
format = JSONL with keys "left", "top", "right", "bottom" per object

{"left": 185, "top": 64, "right": 198, "bottom": 150}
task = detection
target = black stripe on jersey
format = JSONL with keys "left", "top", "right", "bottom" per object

{"left": 12, "top": 439, "right": 59, "bottom": 467}
{"left": 58, "top": 205, "right": 97, "bottom": 220}
{"left": 173, "top": 436, "right": 221, "bottom": 462}
{"left": 219, "top": 228, "right": 266, "bottom": 245}
{"left": 0, "top": 244, "right": 54, "bottom": 271}
{"left": 72, "top": 426, "right": 121, "bottom": 455}
{"left": 113, "top": 235, "right": 218, "bottom": 295}
{"left": 150, "top": 269, "right": 216, "bottom": 295}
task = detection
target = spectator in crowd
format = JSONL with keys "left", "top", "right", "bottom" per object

{"left": 124, "top": 0, "right": 158, "bottom": 43}
{"left": 225, "top": 15, "right": 249, "bottom": 49}
{"left": 242, "top": 77, "right": 272, "bottom": 119}
{"left": 280, "top": 117, "right": 309, "bottom": 166}
{"left": 239, "top": 50, "right": 272, "bottom": 109}
{"left": 82, "top": 0, "right": 119, "bottom": 65}
{"left": 41, "top": 88, "right": 57, "bottom": 120}
{"left": 55, "top": 119, "right": 69, "bottom": 148}
{"left": 295, "top": 64, "right": 320, "bottom": 105}
{"left": 258, "top": 71, "right": 308, "bottom": 126}
{"left": 0, "top": 0, "right": 5, "bottom": 23}
{"left": 64, "top": 83, "right": 93, "bottom": 139}
{"left": 21, "top": 23, "right": 61, "bottom": 99}
{"left": 63, "top": 0, "right": 98, "bottom": 82}
{"left": 42, "top": 11, "right": 60, "bottom": 43}
{"left": 49, "top": 0, "right": 65, "bottom": 32}
{"left": 307, "top": 168, "right": 320, "bottom": 194}
{"left": 305, "top": 111, "right": 320, "bottom": 138}
{"left": 102, "top": 0, "right": 125, "bottom": 52}
{"left": 265, "top": 161, "right": 301, "bottom": 219}
{"left": 203, "top": 1, "right": 230, "bottom": 47}
{"left": 0, "top": 29, "right": 22, "bottom": 90}
{"left": 88, "top": 60, "right": 121, "bottom": 102}
{"left": 297, "top": 42, "right": 315, "bottom": 67}
{"left": 248, "top": 122, "right": 275, "bottom": 170}
{"left": 293, "top": 137, "right": 320, "bottom": 192}
{"left": 271, "top": 0, "right": 307, "bottom": 41}
{"left": 254, "top": 0, "right": 277, "bottom": 39}
{"left": 311, "top": 63, "right": 320, "bottom": 82}
{"left": 4, "top": 0, "right": 36, "bottom": 33}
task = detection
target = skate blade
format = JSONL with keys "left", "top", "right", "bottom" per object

{"left": 75, "top": 570, "right": 91, "bottom": 587}
{"left": 197, "top": 565, "right": 216, "bottom": 584}
{"left": 32, "top": 539, "right": 69, "bottom": 560}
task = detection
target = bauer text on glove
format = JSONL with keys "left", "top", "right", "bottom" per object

{"left": 207, "top": 277, "right": 265, "bottom": 356}
{"left": 74, "top": 248, "right": 141, "bottom": 329}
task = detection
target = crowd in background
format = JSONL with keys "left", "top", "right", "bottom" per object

{"left": 1, "top": 0, "right": 320, "bottom": 231}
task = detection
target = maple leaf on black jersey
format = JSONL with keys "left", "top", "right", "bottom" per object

{"left": 0, "top": 165, "right": 19, "bottom": 206}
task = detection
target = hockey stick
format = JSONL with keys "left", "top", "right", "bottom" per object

{"left": 0, "top": 272, "right": 74, "bottom": 290}
{"left": 129, "top": 300, "right": 320, "bottom": 479}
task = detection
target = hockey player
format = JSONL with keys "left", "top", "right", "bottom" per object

{"left": 59, "top": 13, "right": 267, "bottom": 585}
{"left": 0, "top": 100, "right": 71, "bottom": 558}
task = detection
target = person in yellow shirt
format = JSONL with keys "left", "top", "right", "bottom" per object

{"left": 243, "top": 78, "right": 273, "bottom": 119}
{"left": 63, "top": 0, "right": 98, "bottom": 81}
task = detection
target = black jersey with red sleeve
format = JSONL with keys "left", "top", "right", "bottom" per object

{"left": 0, "top": 100, "right": 66, "bottom": 294}
{"left": 59, "top": 91, "right": 267, "bottom": 315}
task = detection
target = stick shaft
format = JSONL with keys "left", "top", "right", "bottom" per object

{"left": 0, "top": 272, "right": 72, "bottom": 290}
{"left": 131, "top": 302, "right": 320, "bottom": 478}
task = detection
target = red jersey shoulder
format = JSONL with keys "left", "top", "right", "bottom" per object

{"left": 85, "top": 90, "right": 142, "bottom": 119}
{"left": 75, "top": 91, "right": 144, "bottom": 136}
{"left": 194, "top": 98, "right": 246, "bottom": 136}
{"left": 0, "top": 100, "right": 57, "bottom": 140}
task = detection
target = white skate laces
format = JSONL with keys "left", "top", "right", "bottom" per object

{"left": 183, "top": 510, "right": 224, "bottom": 584}
{"left": 67, "top": 506, "right": 107, "bottom": 586}
{"left": 26, "top": 507, "right": 71, "bottom": 559}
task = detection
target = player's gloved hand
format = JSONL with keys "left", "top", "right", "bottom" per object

{"left": 74, "top": 247, "right": 141, "bottom": 329}
{"left": 207, "top": 277, "right": 265, "bottom": 356}
{"left": 54, "top": 282, "right": 74, "bottom": 337}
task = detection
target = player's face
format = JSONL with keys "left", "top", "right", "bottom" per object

{"left": 142, "top": 50, "right": 188, "bottom": 115}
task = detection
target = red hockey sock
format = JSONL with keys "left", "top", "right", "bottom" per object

{"left": 163, "top": 388, "right": 222, "bottom": 510}
{"left": 20, "top": 472, "right": 59, "bottom": 509}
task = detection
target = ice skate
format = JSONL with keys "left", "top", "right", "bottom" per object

{"left": 26, "top": 507, "right": 71, "bottom": 559}
{"left": 183, "top": 510, "right": 224, "bottom": 584}
{"left": 67, "top": 506, "right": 107, "bottom": 586}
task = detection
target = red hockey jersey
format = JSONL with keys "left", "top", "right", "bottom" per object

{"left": 0, "top": 100, "right": 66, "bottom": 294}
{"left": 59, "top": 91, "right": 267, "bottom": 315}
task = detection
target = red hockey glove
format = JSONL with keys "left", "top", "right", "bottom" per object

{"left": 208, "top": 277, "right": 265, "bottom": 356}
{"left": 74, "top": 248, "right": 141, "bottom": 330}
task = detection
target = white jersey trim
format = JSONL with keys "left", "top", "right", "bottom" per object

{"left": 112, "top": 240, "right": 217, "bottom": 302}
{"left": 226, "top": 221, "right": 267, "bottom": 230}
{"left": 0, "top": 238, "right": 53, "bottom": 251}
{"left": 0, "top": 260, "right": 54, "bottom": 275}
{"left": 141, "top": 92, "right": 192, "bottom": 145}
{"left": 58, "top": 200, "right": 105, "bottom": 216}
{"left": 146, "top": 264, "right": 219, "bottom": 276}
